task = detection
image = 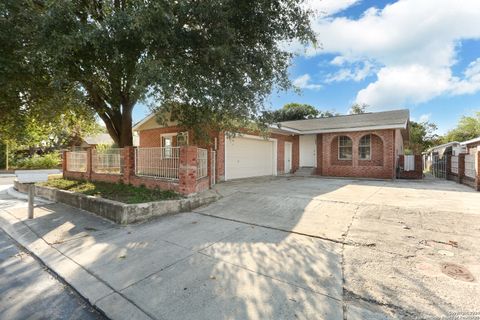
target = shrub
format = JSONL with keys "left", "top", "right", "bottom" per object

{"left": 15, "top": 153, "right": 61, "bottom": 169}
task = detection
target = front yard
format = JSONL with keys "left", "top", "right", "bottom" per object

{"left": 40, "top": 178, "right": 180, "bottom": 204}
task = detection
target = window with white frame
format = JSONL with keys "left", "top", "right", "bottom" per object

{"left": 359, "top": 135, "right": 371, "bottom": 160}
{"left": 161, "top": 134, "right": 175, "bottom": 158}
{"left": 338, "top": 136, "right": 352, "bottom": 160}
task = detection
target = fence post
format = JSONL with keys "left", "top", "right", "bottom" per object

{"left": 178, "top": 146, "right": 198, "bottom": 195}
{"left": 86, "top": 147, "right": 93, "bottom": 180}
{"left": 62, "top": 150, "right": 68, "bottom": 178}
{"left": 207, "top": 147, "right": 212, "bottom": 187}
{"left": 446, "top": 154, "right": 451, "bottom": 179}
{"left": 458, "top": 153, "right": 466, "bottom": 184}
{"left": 123, "top": 146, "right": 135, "bottom": 184}
{"left": 476, "top": 151, "right": 480, "bottom": 191}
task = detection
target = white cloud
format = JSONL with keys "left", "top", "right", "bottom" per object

{"left": 326, "top": 61, "right": 374, "bottom": 82}
{"left": 299, "top": 0, "right": 480, "bottom": 108}
{"left": 293, "top": 74, "right": 323, "bottom": 90}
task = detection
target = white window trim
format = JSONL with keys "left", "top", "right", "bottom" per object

{"left": 160, "top": 133, "right": 176, "bottom": 159}
{"left": 338, "top": 136, "right": 352, "bottom": 160}
{"left": 359, "top": 135, "right": 372, "bottom": 161}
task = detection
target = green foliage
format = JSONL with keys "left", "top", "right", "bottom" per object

{"left": 349, "top": 103, "right": 368, "bottom": 114}
{"left": 0, "top": 143, "right": 6, "bottom": 169}
{"left": 442, "top": 112, "right": 480, "bottom": 143}
{"left": 0, "top": 1, "right": 98, "bottom": 147}
{"left": 408, "top": 121, "right": 440, "bottom": 154}
{"left": 3, "top": 0, "right": 315, "bottom": 147}
{"left": 41, "top": 178, "right": 180, "bottom": 204}
{"left": 264, "top": 103, "right": 338, "bottom": 123}
{"left": 14, "top": 153, "right": 61, "bottom": 169}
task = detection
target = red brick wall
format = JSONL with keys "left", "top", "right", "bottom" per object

{"left": 316, "top": 134, "right": 323, "bottom": 174}
{"left": 139, "top": 126, "right": 183, "bottom": 147}
{"left": 321, "top": 129, "right": 395, "bottom": 179}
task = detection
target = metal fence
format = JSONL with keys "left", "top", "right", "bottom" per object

{"left": 451, "top": 156, "right": 458, "bottom": 174}
{"left": 465, "top": 154, "right": 476, "bottom": 179}
{"left": 135, "top": 147, "right": 180, "bottom": 180}
{"left": 66, "top": 151, "right": 87, "bottom": 172}
{"left": 197, "top": 148, "right": 208, "bottom": 179}
{"left": 431, "top": 155, "right": 447, "bottom": 179}
{"left": 92, "top": 148, "right": 123, "bottom": 174}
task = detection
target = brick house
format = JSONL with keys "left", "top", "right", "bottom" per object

{"left": 133, "top": 109, "right": 410, "bottom": 181}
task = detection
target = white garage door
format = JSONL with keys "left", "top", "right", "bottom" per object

{"left": 225, "top": 136, "right": 275, "bottom": 180}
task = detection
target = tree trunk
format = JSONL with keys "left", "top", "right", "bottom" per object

{"left": 119, "top": 106, "right": 133, "bottom": 147}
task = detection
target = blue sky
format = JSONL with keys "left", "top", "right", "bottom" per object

{"left": 133, "top": 0, "right": 480, "bottom": 134}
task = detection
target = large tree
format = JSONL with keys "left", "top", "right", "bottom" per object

{"left": 1, "top": 0, "right": 98, "bottom": 146}
{"left": 349, "top": 103, "right": 368, "bottom": 114}
{"left": 408, "top": 121, "right": 440, "bottom": 154}
{"left": 443, "top": 112, "right": 480, "bottom": 143}
{"left": 9, "top": 0, "right": 315, "bottom": 146}
{"left": 266, "top": 103, "right": 337, "bottom": 122}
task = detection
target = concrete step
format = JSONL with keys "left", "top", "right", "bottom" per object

{"left": 294, "top": 167, "right": 316, "bottom": 176}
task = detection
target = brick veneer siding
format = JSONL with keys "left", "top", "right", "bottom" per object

{"left": 138, "top": 126, "right": 183, "bottom": 147}
{"left": 320, "top": 129, "right": 396, "bottom": 179}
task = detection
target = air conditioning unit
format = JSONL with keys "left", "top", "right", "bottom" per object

{"left": 177, "top": 132, "right": 189, "bottom": 146}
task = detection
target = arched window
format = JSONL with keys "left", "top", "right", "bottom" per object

{"left": 338, "top": 136, "right": 352, "bottom": 160}
{"left": 359, "top": 135, "right": 371, "bottom": 160}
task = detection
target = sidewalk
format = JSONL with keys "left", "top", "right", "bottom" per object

{"left": 0, "top": 188, "right": 344, "bottom": 320}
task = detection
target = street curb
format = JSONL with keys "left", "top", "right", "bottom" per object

{"left": 0, "top": 210, "right": 153, "bottom": 320}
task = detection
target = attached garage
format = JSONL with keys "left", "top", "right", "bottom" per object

{"left": 225, "top": 135, "right": 277, "bottom": 180}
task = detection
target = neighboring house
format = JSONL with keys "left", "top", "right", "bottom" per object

{"left": 72, "top": 133, "right": 139, "bottom": 150}
{"left": 460, "top": 136, "right": 480, "bottom": 154}
{"left": 133, "top": 109, "right": 410, "bottom": 180}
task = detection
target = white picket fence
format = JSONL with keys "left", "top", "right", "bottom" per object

{"left": 66, "top": 151, "right": 87, "bottom": 172}
{"left": 135, "top": 147, "right": 180, "bottom": 180}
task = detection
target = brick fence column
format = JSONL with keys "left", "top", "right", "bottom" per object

{"left": 178, "top": 146, "right": 198, "bottom": 195}
{"left": 62, "top": 150, "right": 68, "bottom": 177}
{"left": 476, "top": 151, "right": 480, "bottom": 191}
{"left": 458, "top": 153, "right": 466, "bottom": 184}
{"left": 123, "top": 146, "right": 135, "bottom": 184}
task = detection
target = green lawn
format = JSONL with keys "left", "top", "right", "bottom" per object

{"left": 40, "top": 178, "right": 180, "bottom": 204}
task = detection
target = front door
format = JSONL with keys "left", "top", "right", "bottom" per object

{"left": 299, "top": 135, "right": 316, "bottom": 167}
{"left": 284, "top": 142, "right": 292, "bottom": 173}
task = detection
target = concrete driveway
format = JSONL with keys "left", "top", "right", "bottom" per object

{"left": 1, "top": 176, "right": 480, "bottom": 319}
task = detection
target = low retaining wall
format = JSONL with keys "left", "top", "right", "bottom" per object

{"left": 14, "top": 181, "right": 219, "bottom": 224}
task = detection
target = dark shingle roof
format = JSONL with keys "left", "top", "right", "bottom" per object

{"left": 278, "top": 109, "right": 409, "bottom": 133}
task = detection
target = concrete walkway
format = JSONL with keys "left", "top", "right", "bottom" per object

{"left": 1, "top": 176, "right": 480, "bottom": 319}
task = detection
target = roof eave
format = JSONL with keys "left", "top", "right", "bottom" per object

{"left": 132, "top": 113, "right": 156, "bottom": 131}
{"left": 278, "top": 123, "right": 407, "bottom": 135}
